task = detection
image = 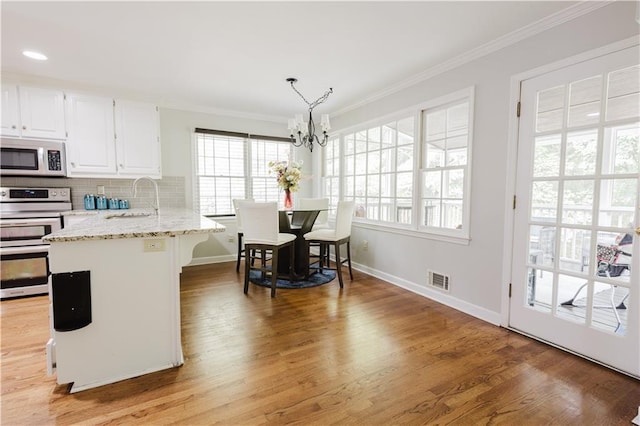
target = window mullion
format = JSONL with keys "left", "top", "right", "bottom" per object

{"left": 413, "top": 110, "right": 423, "bottom": 228}
{"left": 245, "top": 137, "right": 252, "bottom": 199}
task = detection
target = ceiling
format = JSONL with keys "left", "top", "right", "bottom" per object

{"left": 2, "top": 1, "right": 584, "bottom": 121}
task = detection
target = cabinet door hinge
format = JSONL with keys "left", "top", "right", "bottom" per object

{"left": 512, "top": 195, "right": 517, "bottom": 210}
{"left": 113, "top": 100, "right": 116, "bottom": 107}
{"left": 509, "top": 283, "right": 512, "bottom": 298}
{"left": 65, "top": 131, "right": 68, "bottom": 138}
{"left": 516, "top": 101, "right": 521, "bottom": 118}
{"left": 156, "top": 106, "right": 159, "bottom": 112}
{"left": 63, "top": 93, "right": 67, "bottom": 101}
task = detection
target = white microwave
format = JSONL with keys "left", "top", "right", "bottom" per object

{"left": 0, "top": 138, "right": 66, "bottom": 177}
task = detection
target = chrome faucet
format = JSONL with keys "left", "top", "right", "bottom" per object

{"left": 132, "top": 177, "right": 160, "bottom": 214}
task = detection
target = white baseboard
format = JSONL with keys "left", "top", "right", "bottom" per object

{"left": 352, "top": 261, "right": 502, "bottom": 326}
{"left": 188, "top": 255, "right": 235, "bottom": 266}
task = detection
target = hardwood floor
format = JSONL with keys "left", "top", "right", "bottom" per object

{"left": 2, "top": 262, "right": 638, "bottom": 425}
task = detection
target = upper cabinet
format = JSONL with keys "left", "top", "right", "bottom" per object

{"left": 114, "top": 100, "right": 161, "bottom": 178}
{"left": 65, "top": 93, "right": 117, "bottom": 176}
{"left": 1, "top": 85, "right": 20, "bottom": 137}
{"left": 65, "top": 94, "right": 161, "bottom": 179}
{"left": 1, "top": 84, "right": 66, "bottom": 140}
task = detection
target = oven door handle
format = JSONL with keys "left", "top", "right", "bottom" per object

{"left": 0, "top": 245, "right": 49, "bottom": 255}
{"left": 0, "top": 218, "right": 59, "bottom": 227}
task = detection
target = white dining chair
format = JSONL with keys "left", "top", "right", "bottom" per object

{"left": 233, "top": 198, "right": 253, "bottom": 272}
{"left": 298, "top": 197, "right": 330, "bottom": 265}
{"left": 303, "top": 200, "right": 355, "bottom": 288}
{"left": 237, "top": 201, "right": 296, "bottom": 297}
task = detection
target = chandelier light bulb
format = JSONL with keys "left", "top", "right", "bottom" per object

{"left": 320, "top": 114, "right": 331, "bottom": 131}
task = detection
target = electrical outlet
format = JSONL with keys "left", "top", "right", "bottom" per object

{"left": 227, "top": 235, "right": 235, "bottom": 243}
{"left": 143, "top": 239, "right": 166, "bottom": 252}
{"left": 97, "top": 185, "right": 105, "bottom": 195}
{"left": 362, "top": 240, "right": 369, "bottom": 251}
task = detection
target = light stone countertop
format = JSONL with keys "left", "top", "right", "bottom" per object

{"left": 44, "top": 208, "right": 225, "bottom": 242}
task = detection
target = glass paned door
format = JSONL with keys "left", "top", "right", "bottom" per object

{"left": 510, "top": 45, "right": 639, "bottom": 377}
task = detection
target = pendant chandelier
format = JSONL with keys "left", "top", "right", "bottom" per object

{"left": 286, "top": 78, "right": 333, "bottom": 152}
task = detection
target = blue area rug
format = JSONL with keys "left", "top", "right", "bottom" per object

{"left": 249, "top": 268, "right": 336, "bottom": 289}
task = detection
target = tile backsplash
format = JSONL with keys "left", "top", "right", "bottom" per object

{"left": 0, "top": 175, "right": 186, "bottom": 210}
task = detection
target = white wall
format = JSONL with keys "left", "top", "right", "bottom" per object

{"left": 326, "top": 1, "right": 639, "bottom": 321}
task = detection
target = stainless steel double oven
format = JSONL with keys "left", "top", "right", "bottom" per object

{"left": 1, "top": 187, "right": 71, "bottom": 299}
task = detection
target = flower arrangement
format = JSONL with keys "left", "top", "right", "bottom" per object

{"left": 268, "top": 160, "right": 303, "bottom": 192}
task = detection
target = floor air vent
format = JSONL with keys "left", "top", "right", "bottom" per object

{"left": 428, "top": 271, "right": 450, "bottom": 292}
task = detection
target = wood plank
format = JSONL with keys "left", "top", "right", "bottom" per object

{"left": 1, "top": 262, "right": 638, "bottom": 424}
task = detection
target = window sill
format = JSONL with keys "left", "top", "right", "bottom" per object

{"left": 351, "top": 219, "right": 471, "bottom": 245}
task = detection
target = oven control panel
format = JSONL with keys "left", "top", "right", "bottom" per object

{"left": 0, "top": 187, "right": 71, "bottom": 203}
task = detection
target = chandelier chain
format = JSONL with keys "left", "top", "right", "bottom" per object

{"left": 289, "top": 80, "right": 333, "bottom": 111}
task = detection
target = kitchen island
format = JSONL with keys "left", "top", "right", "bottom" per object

{"left": 43, "top": 209, "right": 225, "bottom": 393}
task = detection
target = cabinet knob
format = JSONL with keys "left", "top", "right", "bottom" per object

{"left": 119, "top": 164, "right": 124, "bottom": 168}
{"left": 11, "top": 125, "right": 16, "bottom": 129}
{"left": 22, "top": 125, "right": 26, "bottom": 130}
{"left": 71, "top": 162, "right": 76, "bottom": 167}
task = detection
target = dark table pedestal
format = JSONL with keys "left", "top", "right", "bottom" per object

{"left": 277, "top": 210, "right": 320, "bottom": 280}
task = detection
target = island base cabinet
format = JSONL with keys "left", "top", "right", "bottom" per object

{"left": 46, "top": 235, "right": 203, "bottom": 393}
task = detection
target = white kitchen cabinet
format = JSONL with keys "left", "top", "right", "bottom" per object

{"left": 1, "top": 84, "right": 20, "bottom": 137}
{"left": 65, "top": 94, "right": 117, "bottom": 176}
{"left": 114, "top": 100, "right": 162, "bottom": 178}
{"left": 0, "top": 84, "right": 66, "bottom": 140}
{"left": 64, "top": 97, "right": 161, "bottom": 179}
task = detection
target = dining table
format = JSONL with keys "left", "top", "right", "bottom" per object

{"left": 277, "top": 209, "right": 321, "bottom": 280}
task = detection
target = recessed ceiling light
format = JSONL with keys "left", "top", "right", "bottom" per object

{"left": 22, "top": 50, "right": 48, "bottom": 61}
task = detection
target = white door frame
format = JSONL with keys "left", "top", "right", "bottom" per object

{"left": 502, "top": 36, "right": 640, "bottom": 327}
{"left": 501, "top": 36, "right": 640, "bottom": 376}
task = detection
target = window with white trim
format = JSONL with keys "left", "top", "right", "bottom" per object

{"left": 420, "top": 96, "right": 472, "bottom": 237}
{"left": 250, "top": 139, "right": 291, "bottom": 203}
{"left": 322, "top": 136, "right": 340, "bottom": 216}
{"left": 341, "top": 117, "right": 415, "bottom": 224}
{"left": 193, "top": 129, "right": 293, "bottom": 215}
{"left": 322, "top": 87, "right": 474, "bottom": 241}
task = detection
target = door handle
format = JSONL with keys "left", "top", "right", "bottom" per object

{"left": 1, "top": 218, "right": 59, "bottom": 227}
{"left": 635, "top": 227, "right": 640, "bottom": 236}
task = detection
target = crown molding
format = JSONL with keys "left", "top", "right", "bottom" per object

{"left": 333, "top": 1, "right": 611, "bottom": 116}
{"left": 159, "top": 101, "right": 287, "bottom": 124}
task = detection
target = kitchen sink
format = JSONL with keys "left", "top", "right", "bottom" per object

{"left": 105, "top": 212, "right": 152, "bottom": 219}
